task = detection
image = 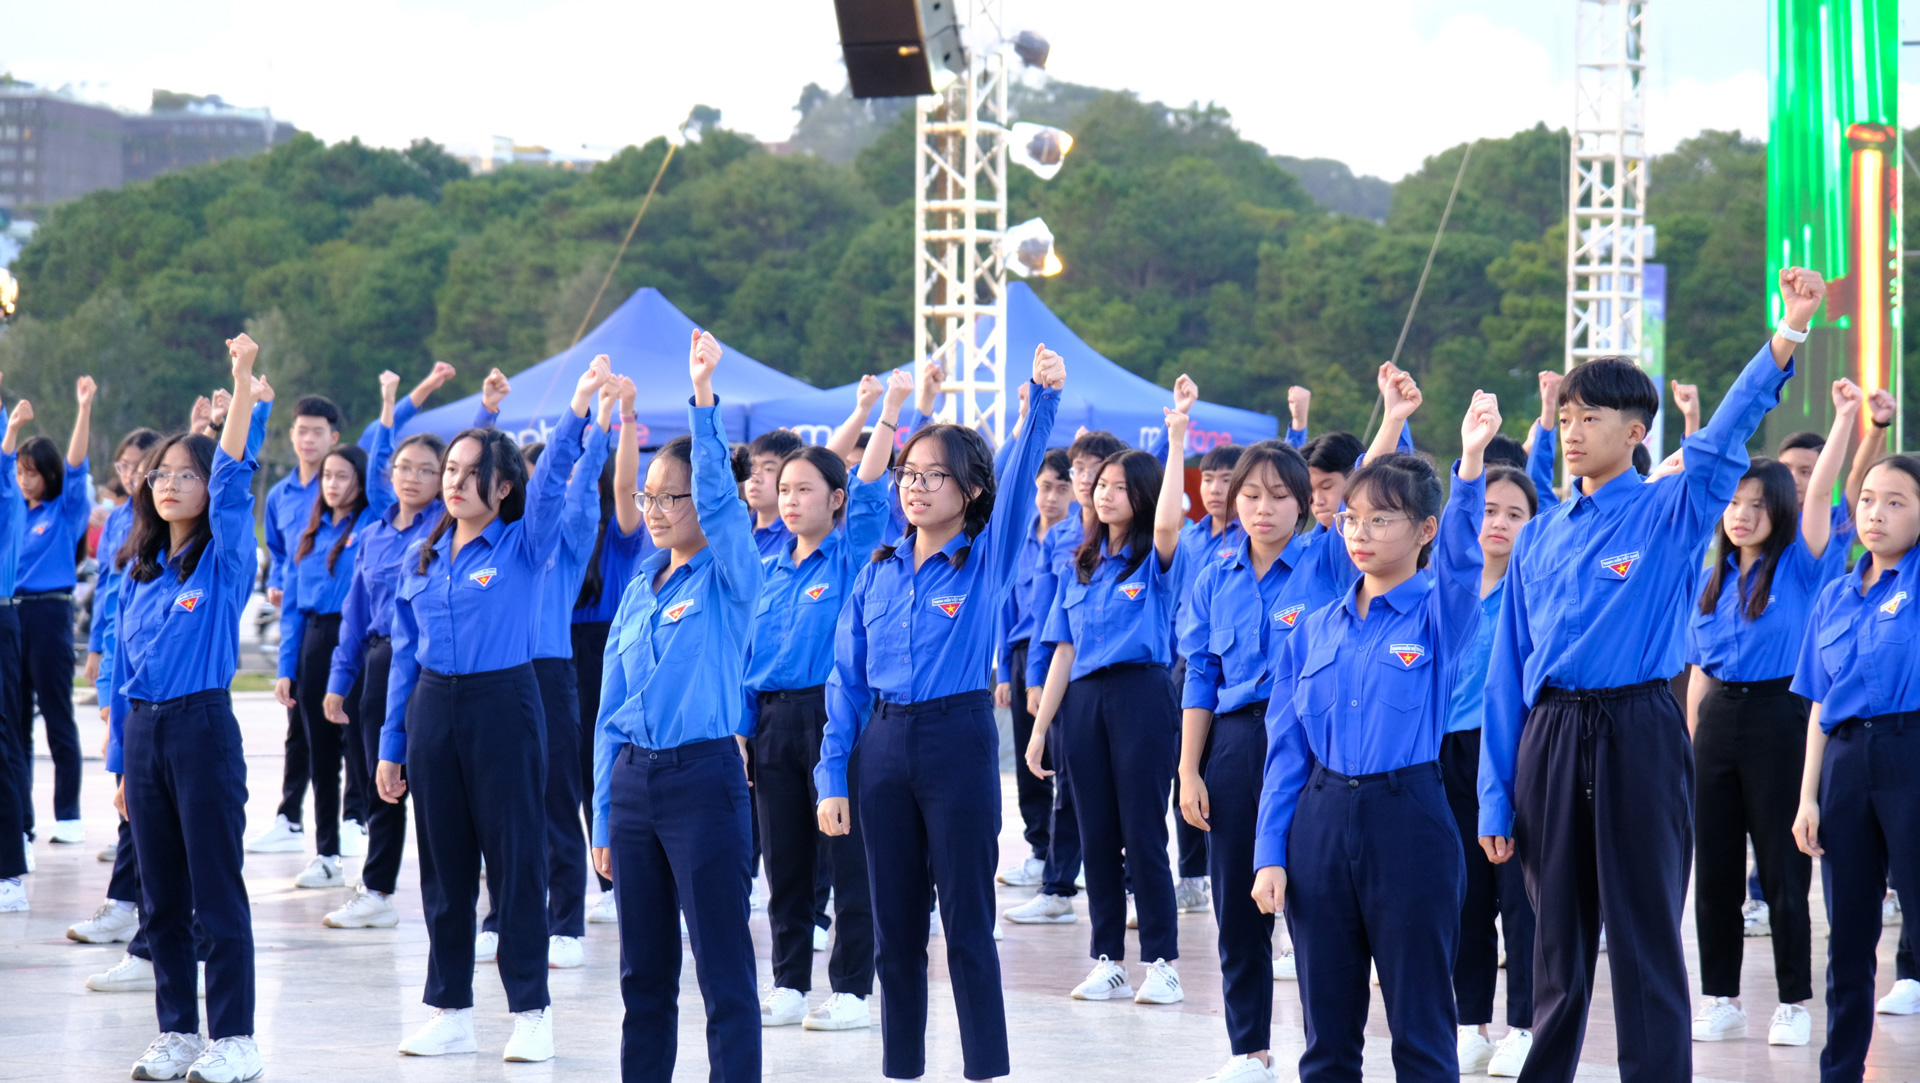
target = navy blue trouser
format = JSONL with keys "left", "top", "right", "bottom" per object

{"left": 296, "top": 612, "right": 363, "bottom": 858}
{"left": 609, "top": 737, "right": 758, "bottom": 1083}
{"left": 1207, "top": 703, "right": 1274, "bottom": 1055}
{"left": 1060, "top": 663, "right": 1179, "bottom": 963}
{"left": 1441, "top": 728, "right": 1534, "bottom": 1029}
{"left": 861, "top": 691, "right": 1008, "bottom": 1081}
{"left": 0, "top": 605, "right": 23, "bottom": 879}
{"left": 356, "top": 637, "right": 408, "bottom": 897}
{"left": 275, "top": 700, "right": 308, "bottom": 827}
{"left": 407, "top": 665, "right": 549, "bottom": 1013}
{"left": 1170, "top": 657, "right": 1208, "bottom": 880}
{"left": 1040, "top": 697, "right": 1081, "bottom": 899}
{"left": 1816, "top": 713, "right": 1920, "bottom": 1082}
{"left": 1901, "top": 920, "right": 1918, "bottom": 984}
{"left": 111, "top": 799, "right": 211, "bottom": 963}
{"left": 485, "top": 657, "right": 586, "bottom": 937}
{"left": 1514, "top": 682, "right": 1692, "bottom": 1083}
{"left": 123, "top": 690, "right": 254, "bottom": 1039}
{"left": 1007, "top": 641, "right": 1051, "bottom": 861}
{"left": 15, "top": 596, "right": 81, "bottom": 827}
{"left": 754, "top": 687, "right": 873, "bottom": 995}
{"left": 1289, "top": 761, "right": 1462, "bottom": 1082}
{"left": 571, "top": 621, "right": 614, "bottom": 893}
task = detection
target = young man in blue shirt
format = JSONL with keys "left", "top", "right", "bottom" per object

{"left": 1477, "top": 268, "right": 1825, "bottom": 1083}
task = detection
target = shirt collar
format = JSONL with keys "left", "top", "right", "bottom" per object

{"left": 1851, "top": 542, "right": 1920, "bottom": 595}
{"left": 1573, "top": 467, "right": 1642, "bottom": 513}
{"left": 1224, "top": 531, "right": 1308, "bottom": 573}
{"left": 437, "top": 514, "right": 507, "bottom": 555}
{"left": 892, "top": 527, "right": 972, "bottom": 567}
{"left": 775, "top": 529, "right": 841, "bottom": 571}
{"left": 1340, "top": 569, "right": 1432, "bottom": 618}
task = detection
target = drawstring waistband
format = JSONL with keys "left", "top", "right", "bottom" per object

{"left": 1541, "top": 679, "right": 1669, "bottom": 740}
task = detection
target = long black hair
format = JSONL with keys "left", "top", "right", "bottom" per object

{"left": 1699, "top": 458, "right": 1800, "bottom": 622}
{"left": 18, "top": 436, "right": 64, "bottom": 503}
{"left": 125, "top": 433, "right": 217, "bottom": 584}
{"left": 780, "top": 444, "right": 851, "bottom": 525}
{"left": 111, "top": 431, "right": 166, "bottom": 573}
{"left": 296, "top": 445, "right": 370, "bottom": 574}
{"left": 874, "top": 423, "right": 998, "bottom": 569}
{"left": 1075, "top": 449, "right": 1163, "bottom": 584}
{"left": 416, "top": 428, "right": 529, "bottom": 574}
{"left": 575, "top": 454, "right": 619, "bottom": 611}
{"left": 1344, "top": 452, "right": 1444, "bottom": 569}
{"left": 1226, "top": 440, "right": 1313, "bottom": 537}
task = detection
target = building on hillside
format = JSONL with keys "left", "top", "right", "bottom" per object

{"left": 461, "top": 135, "right": 599, "bottom": 173}
{"left": 124, "top": 92, "right": 295, "bottom": 182}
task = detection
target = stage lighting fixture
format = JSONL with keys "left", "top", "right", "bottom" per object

{"left": 1009, "top": 122, "right": 1073, "bottom": 180}
{"left": 1002, "top": 217, "right": 1063, "bottom": 277}
{"left": 1013, "top": 30, "right": 1051, "bottom": 68}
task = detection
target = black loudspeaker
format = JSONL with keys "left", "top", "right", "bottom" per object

{"left": 833, "top": 0, "right": 964, "bottom": 99}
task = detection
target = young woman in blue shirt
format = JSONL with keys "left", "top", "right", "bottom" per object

{"left": 816, "top": 343, "right": 1066, "bottom": 1083}
{"left": 1684, "top": 379, "right": 1858, "bottom": 1048}
{"left": 109, "top": 335, "right": 269, "bottom": 1083}
{"left": 379, "top": 355, "right": 610, "bottom": 1064}
{"left": 1023, "top": 377, "right": 1198, "bottom": 1007}
{"left": 5, "top": 374, "right": 94, "bottom": 846}
{"left": 1253, "top": 388, "right": 1501, "bottom": 1083}
{"left": 588, "top": 332, "right": 765, "bottom": 1083}
{"left": 0, "top": 389, "right": 29, "bottom": 911}
{"left": 1791, "top": 452, "right": 1920, "bottom": 1081}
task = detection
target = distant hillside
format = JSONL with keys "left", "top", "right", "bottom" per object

{"left": 1272, "top": 155, "right": 1392, "bottom": 222}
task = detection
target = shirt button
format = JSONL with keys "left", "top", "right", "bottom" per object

{"left": 1350, "top": 700, "right": 1358, "bottom": 707}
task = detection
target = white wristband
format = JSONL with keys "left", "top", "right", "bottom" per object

{"left": 1775, "top": 320, "right": 1809, "bottom": 344}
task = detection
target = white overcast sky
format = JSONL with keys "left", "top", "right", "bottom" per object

{"left": 8, "top": 1, "right": 1920, "bottom": 180}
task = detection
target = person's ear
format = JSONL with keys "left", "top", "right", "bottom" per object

{"left": 832, "top": 489, "right": 847, "bottom": 513}
{"left": 1627, "top": 418, "right": 1649, "bottom": 446}
{"left": 1419, "top": 516, "right": 1439, "bottom": 548}
{"left": 492, "top": 478, "right": 512, "bottom": 507}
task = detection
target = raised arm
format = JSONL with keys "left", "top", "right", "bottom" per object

{"left": 1, "top": 396, "right": 30, "bottom": 456}
{"left": 1770, "top": 267, "right": 1825, "bottom": 369}
{"left": 1155, "top": 375, "right": 1197, "bottom": 568}
{"left": 409, "top": 360, "right": 456, "bottom": 410}
{"left": 562, "top": 394, "right": 615, "bottom": 560}
{"left": 1286, "top": 385, "right": 1310, "bottom": 448}
{"left": 860, "top": 370, "right": 912, "bottom": 485}
{"left": 520, "top": 356, "right": 610, "bottom": 565}
{"left": 1436, "top": 393, "right": 1495, "bottom": 654}
{"left": 687, "top": 331, "right": 762, "bottom": 600}
{"left": 1803, "top": 380, "right": 1861, "bottom": 560}
{"left": 916, "top": 361, "right": 947, "bottom": 424}
{"left": 68, "top": 376, "right": 96, "bottom": 468}
{"left": 825, "top": 374, "right": 886, "bottom": 463}
{"left": 1368, "top": 362, "right": 1421, "bottom": 462}
{"left": 219, "top": 335, "right": 258, "bottom": 465}
{"left": 978, "top": 344, "right": 1065, "bottom": 583}
{"left": 364, "top": 372, "right": 399, "bottom": 521}
{"left": 476, "top": 368, "right": 511, "bottom": 427}
{"left": 1846, "top": 389, "right": 1896, "bottom": 514}
{"left": 612, "top": 376, "right": 641, "bottom": 536}
{"left": 1670, "top": 381, "right": 1702, "bottom": 437}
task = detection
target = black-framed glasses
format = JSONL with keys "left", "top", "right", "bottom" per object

{"left": 1332, "top": 511, "right": 1410, "bottom": 538}
{"left": 144, "top": 469, "right": 206, "bottom": 491}
{"left": 896, "top": 469, "right": 951, "bottom": 493}
{"left": 635, "top": 491, "right": 691, "bottom": 513}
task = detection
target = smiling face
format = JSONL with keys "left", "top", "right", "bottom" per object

{"left": 289, "top": 414, "right": 338, "bottom": 469}
{"left": 778, "top": 457, "right": 844, "bottom": 540}
{"left": 1234, "top": 461, "right": 1300, "bottom": 550}
{"left": 1721, "top": 477, "right": 1774, "bottom": 551}
{"left": 150, "top": 443, "right": 209, "bottom": 524}
{"left": 744, "top": 452, "right": 782, "bottom": 515}
{"left": 1858, "top": 461, "right": 1920, "bottom": 559}
{"left": 1034, "top": 465, "right": 1073, "bottom": 526}
{"left": 1480, "top": 478, "right": 1533, "bottom": 561}
{"left": 390, "top": 442, "right": 442, "bottom": 510}
{"left": 320, "top": 452, "right": 363, "bottom": 514}
{"left": 642, "top": 455, "right": 702, "bottom": 550}
{"left": 898, "top": 444, "right": 968, "bottom": 532}
{"left": 1307, "top": 466, "right": 1346, "bottom": 529}
{"left": 1558, "top": 398, "right": 1644, "bottom": 480}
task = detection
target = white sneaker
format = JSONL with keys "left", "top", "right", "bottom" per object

{"left": 399, "top": 1007, "right": 478, "bottom": 1056}
{"left": 131, "top": 1031, "right": 208, "bottom": 1080}
{"left": 197, "top": 962, "right": 207, "bottom": 999}
{"left": 186, "top": 1035, "right": 262, "bottom": 1083}
{"left": 1487, "top": 1028, "right": 1532, "bottom": 1076}
{"left": 69, "top": 900, "right": 138, "bottom": 942}
{"left": 679, "top": 912, "right": 689, "bottom": 940}
{"left": 324, "top": 887, "right": 397, "bottom": 929}
{"left": 0, "top": 877, "right": 26, "bottom": 912}
{"left": 50, "top": 819, "right": 85, "bottom": 844}
{"left": 1075, "top": 866, "right": 1086, "bottom": 890}
{"left": 587, "top": 893, "right": 617, "bottom": 924}
{"left": 994, "top": 917, "right": 1004, "bottom": 941}
{"left": 1272, "top": 950, "right": 1296, "bottom": 981}
{"left": 802, "top": 991, "right": 871, "bottom": 1031}
{"left": 88, "top": 952, "right": 156, "bottom": 992}
{"left": 929, "top": 908, "right": 942, "bottom": 937}
{"left": 997, "top": 856, "right": 1045, "bottom": 887}
{"left": 99, "top": 839, "right": 119, "bottom": 862}
{"left": 1767, "top": 1003, "right": 1811, "bottom": 1046}
{"left": 503, "top": 1007, "right": 554, "bottom": 1062}
{"left": 1071, "top": 955, "right": 1133, "bottom": 1000}
{"left": 1199, "top": 1054, "right": 1277, "bottom": 1083}
{"left": 1005, "top": 893, "right": 1076, "bottom": 924}
{"left": 812, "top": 924, "right": 828, "bottom": 952}
{"left": 1175, "top": 877, "right": 1212, "bottom": 913}
{"left": 1135, "top": 958, "right": 1183, "bottom": 1004}
{"left": 761, "top": 986, "right": 807, "bottom": 1027}
{"left": 22, "top": 833, "right": 33, "bottom": 872}
{"left": 548, "top": 935, "right": 583, "bottom": 969}
{"left": 293, "top": 854, "right": 343, "bottom": 889}
{"left": 475, "top": 931, "right": 499, "bottom": 963}
{"left": 1879, "top": 978, "right": 1920, "bottom": 1014}
{"left": 1742, "top": 898, "right": 1771, "bottom": 937}
{"left": 750, "top": 876, "right": 768, "bottom": 912}
{"left": 1458, "top": 1026, "right": 1497, "bottom": 1073}
{"left": 1597, "top": 927, "right": 1607, "bottom": 952}
{"left": 338, "top": 819, "right": 368, "bottom": 858}
{"left": 1126, "top": 893, "right": 1139, "bottom": 929}
{"left": 1692, "top": 996, "right": 1748, "bottom": 1041}
{"left": 1887, "top": 891, "right": 1903, "bottom": 926}
{"left": 245, "top": 815, "right": 305, "bottom": 854}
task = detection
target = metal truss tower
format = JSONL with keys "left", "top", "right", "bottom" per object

{"left": 1566, "top": 0, "right": 1649, "bottom": 375}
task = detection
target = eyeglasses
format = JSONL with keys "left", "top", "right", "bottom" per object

{"left": 113, "top": 459, "right": 141, "bottom": 477}
{"left": 144, "top": 470, "right": 205, "bottom": 491}
{"left": 896, "top": 469, "right": 951, "bottom": 493}
{"left": 1332, "top": 512, "right": 1410, "bottom": 538}
{"left": 635, "top": 491, "right": 691, "bottom": 514}
{"left": 391, "top": 464, "right": 439, "bottom": 482}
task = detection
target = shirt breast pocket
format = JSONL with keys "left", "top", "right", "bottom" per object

{"left": 1376, "top": 648, "right": 1434, "bottom": 713}
{"left": 1815, "top": 619, "right": 1852, "bottom": 676}
{"left": 1293, "top": 643, "right": 1339, "bottom": 719}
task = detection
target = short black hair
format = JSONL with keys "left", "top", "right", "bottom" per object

{"left": 748, "top": 430, "right": 804, "bottom": 459}
{"left": 1198, "top": 444, "right": 1244, "bottom": 473}
{"left": 1484, "top": 465, "right": 1539, "bottom": 516}
{"left": 1039, "top": 448, "right": 1071, "bottom": 482}
{"left": 293, "top": 395, "right": 342, "bottom": 430}
{"left": 521, "top": 442, "right": 546, "bottom": 466}
{"left": 1068, "top": 430, "right": 1127, "bottom": 463}
{"left": 1561, "top": 357, "right": 1659, "bottom": 429}
{"left": 1303, "top": 431, "right": 1365, "bottom": 476}
{"left": 1485, "top": 433, "right": 1527, "bottom": 470}
{"left": 1777, "top": 431, "right": 1825, "bottom": 455}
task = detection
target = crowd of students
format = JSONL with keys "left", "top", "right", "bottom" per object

{"left": 0, "top": 265, "right": 1915, "bottom": 1083}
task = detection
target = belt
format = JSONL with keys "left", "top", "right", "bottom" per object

{"left": 14, "top": 592, "right": 73, "bottom": 604}
{"left": 308, "top": 611, "right": 344, "bottom": 628}
{"left": 1219, "top": 700, "right": 1270, "bottom": 723}
{"left": 1081, "top": 661, "right": 1167, "bottom": 680}
{"left": 1712, "top": 675, "right": 1795, "bottom": 699}
{"left": 619, "top": 736, "right": 739, "bottom": 766}
{"left": 758, "top": 686, "right": 825, "bottom": 705}
{"left": 1829, "top": 711, "right": 1917, "bottom": 740}
{"left": 875, "top": 688, "right": 992, "bottom": 719}
{"left": 1310, "top": 760, "right": 1441, "bottom": 792}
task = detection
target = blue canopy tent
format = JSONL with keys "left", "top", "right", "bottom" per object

{"left": 745, "top": 282, "right": 1277, "bottom": 451}
{"left": 402, "top": 287, "right": 815, "bottom": 446}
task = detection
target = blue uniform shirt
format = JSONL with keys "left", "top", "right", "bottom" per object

{"left": 1443, "top": 585, "right": 1505, "bottom": 734}
{"left": 592, "top": 398, "right": 766, "bottom": 845}
{"left": 278, "top": 426, "right": 396, "bottom": 678}
{"left": 327, "top": 499, "right": 439, "bottom": 697}
{"left": 743, "top": 476, "right": 891, "bottom": 731}
{"left": 816, "top": 381, "right": 1063, "bottom": 800}
{"left": 753, "top": 514, "right": 794, "bottom": 561}
{"left": 533, "top": 423, "right": 612, "bottom": 659}
{"left": 0, "top": 406, "right": 21, "bottom": 597}
{"left": 1024, "top": 512, "right": 1085, "bottom": 686}
{"left": 1792, "top": 544, "right": 1920, "bottom": 727}
{"left": 91, "top": 500, "right": 135, "bottom": 705}
{"left": 1255, "top": 466, "right": 1485, "bottom": 869}
{"left": 1179, "top": 532, "right": 1307, "bottom": 715}
{"left": 1174, "top": 516, "right": 1248, "bottom": 655}
{"left": 381, "top": 410, "right": 589, "bottom": 762}
{"left": 1528, "top": 423, "right": 1560, "bottom": 514}
{"left": 994, "top": 508, "right": 1063, "bottom": 682}
{"left": 18, "top": 457, "right": 92, "bottom": 594}
{"left": 1686, "top": 533, "right": 1848, "bottom": 683}
{"left": 1040, "top": 540, "right": 1183, "bottom": 680}
{"left": 1479, "top": 343, "right": 1792, "bottom": 837}
{"left": 572, "top": 518, "right": 653, "bottom": 625}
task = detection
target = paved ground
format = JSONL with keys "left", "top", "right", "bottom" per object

{"left": 1, "top": 691, "right": 1914, "bottom": 1081}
